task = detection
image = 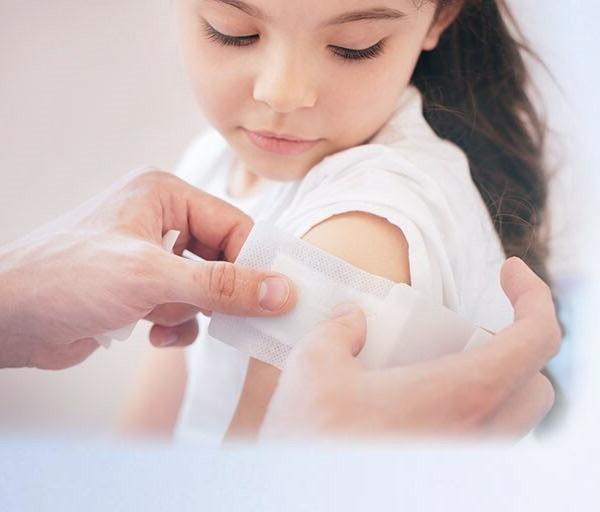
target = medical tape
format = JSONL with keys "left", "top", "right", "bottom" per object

{"left": 209, "top": 222, "right": 492, "bottom": 370}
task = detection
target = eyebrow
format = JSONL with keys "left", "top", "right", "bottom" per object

{"left": 324, "top": 7, "right": 407, "bottom": 26}
{"left": 208, "top": 1, "right": 406, "bottom": 26}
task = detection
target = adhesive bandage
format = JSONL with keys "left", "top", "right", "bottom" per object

{"left": 94, "top": 230, "right": 180, "bottom": 349}
{"left": 209, "top": 222, "right": 492, "bottom": 370}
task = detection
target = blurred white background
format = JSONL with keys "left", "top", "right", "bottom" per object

{"left": 0, "top": 1, "right": 596, "bottom": 435}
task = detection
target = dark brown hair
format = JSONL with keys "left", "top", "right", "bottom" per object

{"left": 412, "top": 0, "right": 551, "bottom": 285}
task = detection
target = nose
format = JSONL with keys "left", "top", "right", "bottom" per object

{"left": 253, "top": 48, "right": 318, "bottom": 113}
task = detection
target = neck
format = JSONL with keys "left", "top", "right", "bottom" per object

{"left": 228, "top": 158, "right": 265, "bottom": 198}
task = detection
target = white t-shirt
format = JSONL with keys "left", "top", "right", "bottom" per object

{"left": 174, "top": 86, "right": 513, "bottom": 443}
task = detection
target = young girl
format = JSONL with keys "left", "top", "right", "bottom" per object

{"left": 120, "top": 0, "right": 551, "bottom": 442}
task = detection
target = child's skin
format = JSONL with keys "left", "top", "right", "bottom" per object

{"left": 174, "top": 0, "right": 457, "bottom": 184}
{"left": 120, "top": 0, "right": 461, "bottom": 438}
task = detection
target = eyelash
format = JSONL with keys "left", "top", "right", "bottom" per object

{"left": 202, "top": 22, "right": 385, "bottom": 62}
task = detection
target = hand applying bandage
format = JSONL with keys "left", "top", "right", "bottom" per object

{"left": 262, "top": 258, "right": 560, "bottom": 440}
{"left": 0, "top": 169, "right": 296, "bottom": 370}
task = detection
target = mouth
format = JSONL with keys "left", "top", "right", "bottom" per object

{"left": 243, "top": 128, "right": 322, "bottom": 156}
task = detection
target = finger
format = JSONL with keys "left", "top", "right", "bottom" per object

{"left": 483, "top": 372, "right": 555, "bottom": 438}
{"left": 501, "top": 257, "right": 557, "bottom": 325}
{"left": 31, "top": 338, "right": 99, "bottom": 370}
{"left": 150, "top": 318, "right": 200, "bottom": 348}
{"left": 172, "top": 178, "right": 254, "bottom": 262}
{"left": 482, "top": 257, "right": 560, "bottom": 381}
{"left": 157, "top": 252, "right": 297, "bottom": 316}
{"left": 444, "top": 258, "right": 561, "bottom": 416}
{"left": 145, "top": 303, "right": 200, "bottom": 327}
{"left": 291, "top": 303, "right": 367, "bottom": 368}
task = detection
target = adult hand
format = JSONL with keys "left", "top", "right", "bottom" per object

{"left": 262, "top": 258, "right": 560, "bottom": 439}
{"left": 0, "top": 170, "right": 295, "bottom": 370}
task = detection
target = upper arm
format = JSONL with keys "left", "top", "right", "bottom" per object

{"left": 302, "top": 211, "right": 411, "bottom": 285}
{"left": 118, "top": 347, "right": 187, "bottom": 439}
{"left": 226, "top": 211, "right": 410, "bottom": 439}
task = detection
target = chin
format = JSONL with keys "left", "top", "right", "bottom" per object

{"left": 244, "top": 154, "right": 315, "bottom": 182}
{"left": 252, "top": 163, "right": 310, "bottom": 182}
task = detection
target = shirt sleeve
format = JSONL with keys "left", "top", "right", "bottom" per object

{"left": 274, "top": 146, "right": 465, "bottom": 309}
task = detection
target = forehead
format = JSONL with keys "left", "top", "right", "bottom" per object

{"left": 204, "top": 0, "right": 425, "bottom": 26}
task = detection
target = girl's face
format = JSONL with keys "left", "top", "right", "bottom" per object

{"left": 175, "top": 0, "right": 450, "bottom": 181}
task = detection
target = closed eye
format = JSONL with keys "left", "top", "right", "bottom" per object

{"left": 202, "top": 21, "right": 386, "bottom": 62}
{"left": 329, "top": 41, "right": 386, "bottom": 61}
{"left": 203, "top": 21, "right": 258, "bottom": 47}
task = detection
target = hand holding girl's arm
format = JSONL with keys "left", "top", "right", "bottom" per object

{"left": 262, "top": 257, "right": 560, "bottom": 439}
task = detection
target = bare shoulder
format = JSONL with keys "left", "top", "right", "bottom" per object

{"left": 302, "top": 211, "right": 411, "bottom": 284}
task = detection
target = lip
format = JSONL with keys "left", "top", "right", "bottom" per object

{"left": 244, "top": 129, "right": 321, "bottom": 156}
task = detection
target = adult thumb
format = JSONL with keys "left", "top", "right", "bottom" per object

{"left": 159, "top": 252, "right": 296, "bottom": 316}
{"left": 500, "top": 257, "right": 554, "bottom": 322}
{"left": 294, "top": 303, "right": 367, "bottom": 365}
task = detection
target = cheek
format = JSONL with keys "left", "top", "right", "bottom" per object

{"left": 187, "top": 52, "right": 247, "bottom": 131}
{"left": 178, "top": 21, "right": 248, "bottom": 131}
{"left": 322, "top": 59, "right": 414, "bottom": 147}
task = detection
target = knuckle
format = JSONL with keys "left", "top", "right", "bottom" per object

{"left": 127, "top": 246, "right": 157, "bottom": 282}
{"left": 127, "top": 170, "right": 171, "bottom": 197}
{"left": 123, "top": 245, "right": 163, "bottom": 299}
{"left": 206, "top": 262, "right": 237, "bottom": 305}
{"left": 133, "top": 169, "right": 169, "bottom": 186}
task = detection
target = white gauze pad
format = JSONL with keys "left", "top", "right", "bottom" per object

{"left": 208, "top": 222, "right": 492, "bottom": 370}
{"left": 94, "top": 230, "right": 181, "bottom": 349}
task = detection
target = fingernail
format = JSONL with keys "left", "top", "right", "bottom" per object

{"left": 159, "top": 334, "right": 178, "bottom": 347}
{"left": 259, "top": 277, "right": 290, "bottom": 311}
{"left": 330, "top": 303, "right": 361, "bottom": 319}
